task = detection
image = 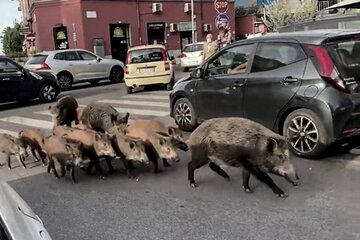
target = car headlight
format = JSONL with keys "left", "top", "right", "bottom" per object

{"left": 29, "top": 72, "right": 43, "bottom": 80}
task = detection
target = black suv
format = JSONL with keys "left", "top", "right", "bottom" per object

{"left": 170, "top": 30, "right": 360, "bottom": 158}
{"left": 0, "top": 57, "right": 60, "bottom": 103}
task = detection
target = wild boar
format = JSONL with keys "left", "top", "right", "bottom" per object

{"left": 107, "top": 125, "right": 150, "bottom": 178}
{"left": 124, "top": 126, "right": 179, "bottom": 173}
{"left": 126, "top": 119, "right": 188, "bottom": 152}
{"left": 80, "top": 102, "right": 130, "bottom": 133}
{"left": 187, "top": 117, "right": 299, "bottom": 198}
{"left": 53, "top": 126, "right": 116, "bottom": 178}
{"left": 49, "top": 95, "right": 78, "bottom": 127}
{"left": 0, "top": 133, "right": 27, "bottom": 169}
{"left": 41, "top": 135, "right": 85, "bottom": 183}
{"left": 18, "top": 128, "right": 47, "bottom": 165}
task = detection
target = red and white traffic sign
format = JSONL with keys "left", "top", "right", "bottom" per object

{"left": 214, "top": 0, "right": 229, "bottom": 13}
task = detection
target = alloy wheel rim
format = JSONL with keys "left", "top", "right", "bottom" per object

{"left": 112, "top": 68, "right": 122, "bottom": 82}
{"left": 287, "top": 116, "right": 318, "bottom": 153}
{"left": 42, "top": 85, "right": 56, "bottom": 101}
{"left": 59, "top": 75, "right": 71, "bottom": 89}
{"left": 175, "top": 103, "right": 192, "bottom": 127}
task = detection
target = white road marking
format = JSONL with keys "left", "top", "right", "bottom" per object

{"left": 97, "top": 99, "right": 169, "bottom": 108}
{"left": 121, "top": 94, "right": 169, "bottom": 100}
{"left": 0, "top": 129, "right": 18, "bottom": 137}
{"left": 0, "top": 116, "right": 53, "bottom": 129}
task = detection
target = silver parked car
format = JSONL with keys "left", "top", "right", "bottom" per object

{"left": 0, "top": 181, "right": 52, "bottom": 240}
{"left": 24, "top": 49, "right": 125, "bottom": 91}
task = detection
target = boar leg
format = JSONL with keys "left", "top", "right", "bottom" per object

{"left": 60, "top": 163, "right": 66, "bottom": 178}
{"left": 208, "top": 162, "right": 230, "bottom": 181}
{"left": 7, "top": 155, "right": 12, "bottom": 170}
{"left": 145, "top": 146, "right": 159, "bottom": 173}
{"left": 70, "top": 166, "right": 77, "bottom": 184}
{"left": 122, "top": 160, "right": 137, "bottom": 179}
{"left": 89, "top": 157, "right": 106, "bottom": 179}
{"left": 242, "top": 169, "right": 252, "bottom": 193}
{"left": 162, "top": 159, "right": 171, "bottom": 167}
{"left": 249, "top": 167, "right": 287, "bottom": 198}
{"left": 188, "top": 146, "right": 210, "bottom": 188}
{"left": 17, "top": 155, "right": 27, "bottom": 169}
{"left": 104, "top": 156, "right": 116, "bottom": 173}
{"left": 31, "top": 148, "right": 41, "bottom": 162}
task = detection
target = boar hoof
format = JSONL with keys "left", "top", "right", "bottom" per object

{"left": 190, "top": 182, "right": 197, "bottom": 188}
{"left": 242, "top": 186, "right": 253, "bottom": 193}
{"left": 100, "top": 176, "right": 107, "bottom": 180}
{"left": 277, "top": 193, "right": 288, "bottom": 198}
{"left": 292, "top": 182, "right": 299, "bottom": 186}
{"left": 225, "top": 176, "right": 231, "bottom": 182}
{"left": 8, "top": 167, "right": 12, "bottom": 170}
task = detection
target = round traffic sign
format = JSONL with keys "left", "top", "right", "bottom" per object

{"left": 214, "top": 0, "right": 229, "bottom": 13}
{"left": 215, "top": 13, "right": 230, "bottom": 29}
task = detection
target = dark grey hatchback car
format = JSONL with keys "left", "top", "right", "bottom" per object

{"left": 169, "top": 30, "right": 360, "bottom": 158}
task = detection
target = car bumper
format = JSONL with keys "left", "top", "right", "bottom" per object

{"left": 180, "top": 59, "right": 203, "bottom": 68}
{"left": 125, "top": 73, "right": 172, "bottom": 87}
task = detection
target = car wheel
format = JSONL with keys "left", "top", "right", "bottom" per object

{"left": 39, "top": 82, "right": 58, "bottom": 103}
{"left": 173, "top": 98, "right": 197, "bottom": 132}
{"left": 57, "top": 72, "right": 73, "bottom": 91}
{"left": 110, "top": 66, "right": 124, "bottom": 83}
{"left": 126, "top": 86, "right": 133, "bottom": 94}
{"left": 90, "top": 80, "right": 100, "bottom": 86}
{"left": 166, "top": 75, "right": 175, "bottom": 91}
{"left": 183, "top": 67, "right": 188, "bottom": 72}
{"left": 283, "top": 109, "right": 329, "bottom": 158}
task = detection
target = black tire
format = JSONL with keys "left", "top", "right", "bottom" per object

{"left": 126, "top": 86, "right": 133, "bottom": 94}
{"left": 166, "top": 75, "right": 175, "bottom": 91}
{"left": 283, "top": 108, "right": 330, "bottom": 158}
{"left": 173, "top": 98, "right": 197, "bottom": 132}
{"left": 38, "top": 82, "right": 58, "bottom": 103}
{"left": 110, "top": 66, "right": 124, "bottom": 83}
{"left": 183, "top": 67, "right": 189, "bottom": 72}
{"left": 90, "top": 80, "right": 100, "bottom": 86}
{"left": 57, "top": 72, "right": 73, "bottom": 91}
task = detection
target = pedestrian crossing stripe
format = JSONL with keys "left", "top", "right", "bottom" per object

{"left": 97, "top": 99, "right": 169, "bottom": 108}
{"left": 0, "top": 129, "right": 18, "bottom": 137}
{"left": 121, "top": 94, "right": 169, "bottom": 100}
{"left": 0, "top": 116, "right": 53, "bottom": 130}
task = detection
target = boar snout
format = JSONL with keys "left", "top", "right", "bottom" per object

{"left": 274, "top": 163, "right": 299, "bottom": 186}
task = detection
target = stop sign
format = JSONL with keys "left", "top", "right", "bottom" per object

{"left": 214, "top": 0, "right": 229, "bottom": 13}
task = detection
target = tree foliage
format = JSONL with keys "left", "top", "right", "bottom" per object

{"left": 263, "top": 0, "right": 318, "bottom": 30}
{"left": 1, "top": 21, "right": 25, "bottom": 57}
{"left": 236, "top": 5, "right": 259, "bottom": 17}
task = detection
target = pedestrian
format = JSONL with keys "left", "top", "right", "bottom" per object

{"left": 217, "top": 26, "right": 232, "bottom": 49}
{"left": 258, "top": 23, "right": 268, "bottom": 36}
{"left": 203, "top": 33, "right": 219, "bottom": 61}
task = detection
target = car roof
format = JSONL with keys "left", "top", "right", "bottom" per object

{"left": 128, "top": 44, "right": 167, "bottom": 51}
{"left": 34, "top": 49, "right": 92, "bottom": 55}
{"left": 239, "top": 29, "right": 360, "bottom": 45}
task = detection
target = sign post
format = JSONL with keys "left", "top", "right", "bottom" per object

{"left": 191, "top": 0, "right": 195, "bottom": 44}
{"left": 214, "top": 0, "right": 229, "bottom": 13}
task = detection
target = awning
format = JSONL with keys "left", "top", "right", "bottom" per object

{"left": 327, "top": 0, "right": 360, "bottom": 9}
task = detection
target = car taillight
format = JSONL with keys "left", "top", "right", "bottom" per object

{"left": 162, "top": 49, "right": 171, "bottom": 71}
{"left": 125, "top": 52, "right": 131, "bottom": 74}
{"left": 307, "top": 45, "right": 349, "bottom": 93}
{"left": 36, "top": 56, "right": 50, "bottom": 70}
{"left": 180, "top": 53, "right": 187, "bottom": 58}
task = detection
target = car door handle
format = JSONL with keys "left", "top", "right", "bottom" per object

{"left": 2, "top": 78, "right": 10, "bottom": 81}
{"left": 281, "top": 76, "right": 298, "bottom": 84}
{"left": 232, "top": 81, "right": 245, "bottom": 88}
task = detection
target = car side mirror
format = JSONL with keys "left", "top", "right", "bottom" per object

{"left": 97, "top": 57, "right": 102, "bottom": 62}
{"left": 191, "top": 67, "right": 203, "bottom": 79}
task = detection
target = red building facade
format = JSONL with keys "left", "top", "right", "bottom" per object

{"left": 23, "top": 0, "right": 235, "bottom": 61}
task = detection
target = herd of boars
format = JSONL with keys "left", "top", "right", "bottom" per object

{"left": 0, "top": 96, "right": 300, "bottom": 198}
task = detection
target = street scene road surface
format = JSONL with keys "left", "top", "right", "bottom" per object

{"left": 0, "top": 69, "right": 359, "bottom": 240}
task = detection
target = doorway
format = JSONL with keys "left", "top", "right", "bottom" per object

{"left": 109, "top": 23, "right": 130, "bottom": 63}
{"left": 147, "top": 22, "right": 165, "bottom": 45}
{"left": 180, "top": 31, "right": 192, "bottom": 50}
{"left": 53, "top": 25, "right": 69, "bottom": 50}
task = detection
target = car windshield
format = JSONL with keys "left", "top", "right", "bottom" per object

{"left": 327, "top": 39, "right": 360, "bottom": 84}
{"left": 27, "top": 55, "right": 47, "bottom": 64}
{"left": 129, "top": 48, "right": 164, "bottom": 64}
{"left": 183, "top": 44, "right": 204, "bottom": 52}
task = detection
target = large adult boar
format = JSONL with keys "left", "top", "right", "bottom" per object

{"left": 0, "top": 133, "right": 27, "bottom": 169}
{"left": 18, "top": 128, "right": 47, "bottom": 165}
{"left": 124, "top": 126, "right": 179, "bottom": 173}
{"left": 187, "top": 117, "right": 299, "bottom": 198}
{"left": 41, "top": 135, "right": 85, "bottom": 183}
{"left": 80, "top": 102, "right": 129, "bottom": 133}
{"left": 53, "top": 126, "right": 116, "bottom": 178}
{"left": 126, "top": 120, "right": 188, "bottom": 152}
{"left": 49, "top": 95, "right": 78, "bottom": 127}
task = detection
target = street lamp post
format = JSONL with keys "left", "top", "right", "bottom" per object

{"left": 191, "top": 0, "right": 195, "bottom": 44}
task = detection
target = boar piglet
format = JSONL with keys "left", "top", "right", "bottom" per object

{"left": 49, "top": 95, "right": 78, "bottom": 128}
{"left": 0, "top": 133, "right": 27, "bottom": 169}
{"left": 41, "top": 135, "right": 85, "bottom": 183}
{"left": 19, "top": 128, "right": 47, "bottom": 165}
{"left": 187, "top": 117, "right": 299, "bottom": 198}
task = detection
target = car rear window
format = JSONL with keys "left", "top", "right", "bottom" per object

{"left": 327, "top": 39, "right": 360, "bottom": 85}
{"left": 27, "top": 55, "right": 48, "bottom": 64}
{"left": 183, "top": 44, "right": 204, "bottom": 52}
{"left": 129, "top": 48, "right": 164, "bottom": 64}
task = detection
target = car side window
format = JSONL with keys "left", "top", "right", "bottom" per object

{"left": 205, "top": 44, "right": 255, "bottom": 77}
{"left": 78, "top": 51, "right": 97, "bottom": 61}
{"left": 54, "top": 52, "right": 65, "bottom": 60}
{"left": 64, "top": 51, "right": 80, "bottom": 61}
{"left": 251, "top": 43, "right": 307, "bottom": 73}
{"left": 0, "top": 220, "right": 10, "bottom": 240}
{"left": 0, "top": 59, "right": 21, "bottom": 74}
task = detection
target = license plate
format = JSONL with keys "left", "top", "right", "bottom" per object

{"left": 137, "top": 68, "right": 155, "bottom": 73}
{"left": 188, "top": 61, "right": 198, "bottom": 65}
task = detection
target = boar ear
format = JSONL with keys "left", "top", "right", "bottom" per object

{"left": 94, "top": 134, "right": 101, "bottom": 141}
{"left": 110, "top": 113, "right": 118, "bottom": 124}
{"left": 119, "top": 112, "right": 130, "bottom": 124}
{"left": 267, "top": 137, "right": 279, "bottom": 153}
{"left": 129, "top": 141, "right": 136, "bottom": 149}
{"left": 168, "top": 127, "right": 175, "bottom": 135}
{"left": 65, "top": 144, "right": 71, "bottom": 152}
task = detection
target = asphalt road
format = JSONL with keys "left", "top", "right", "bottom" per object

{"left": 0, "top": 69, "right": 360, "bottom": 240}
